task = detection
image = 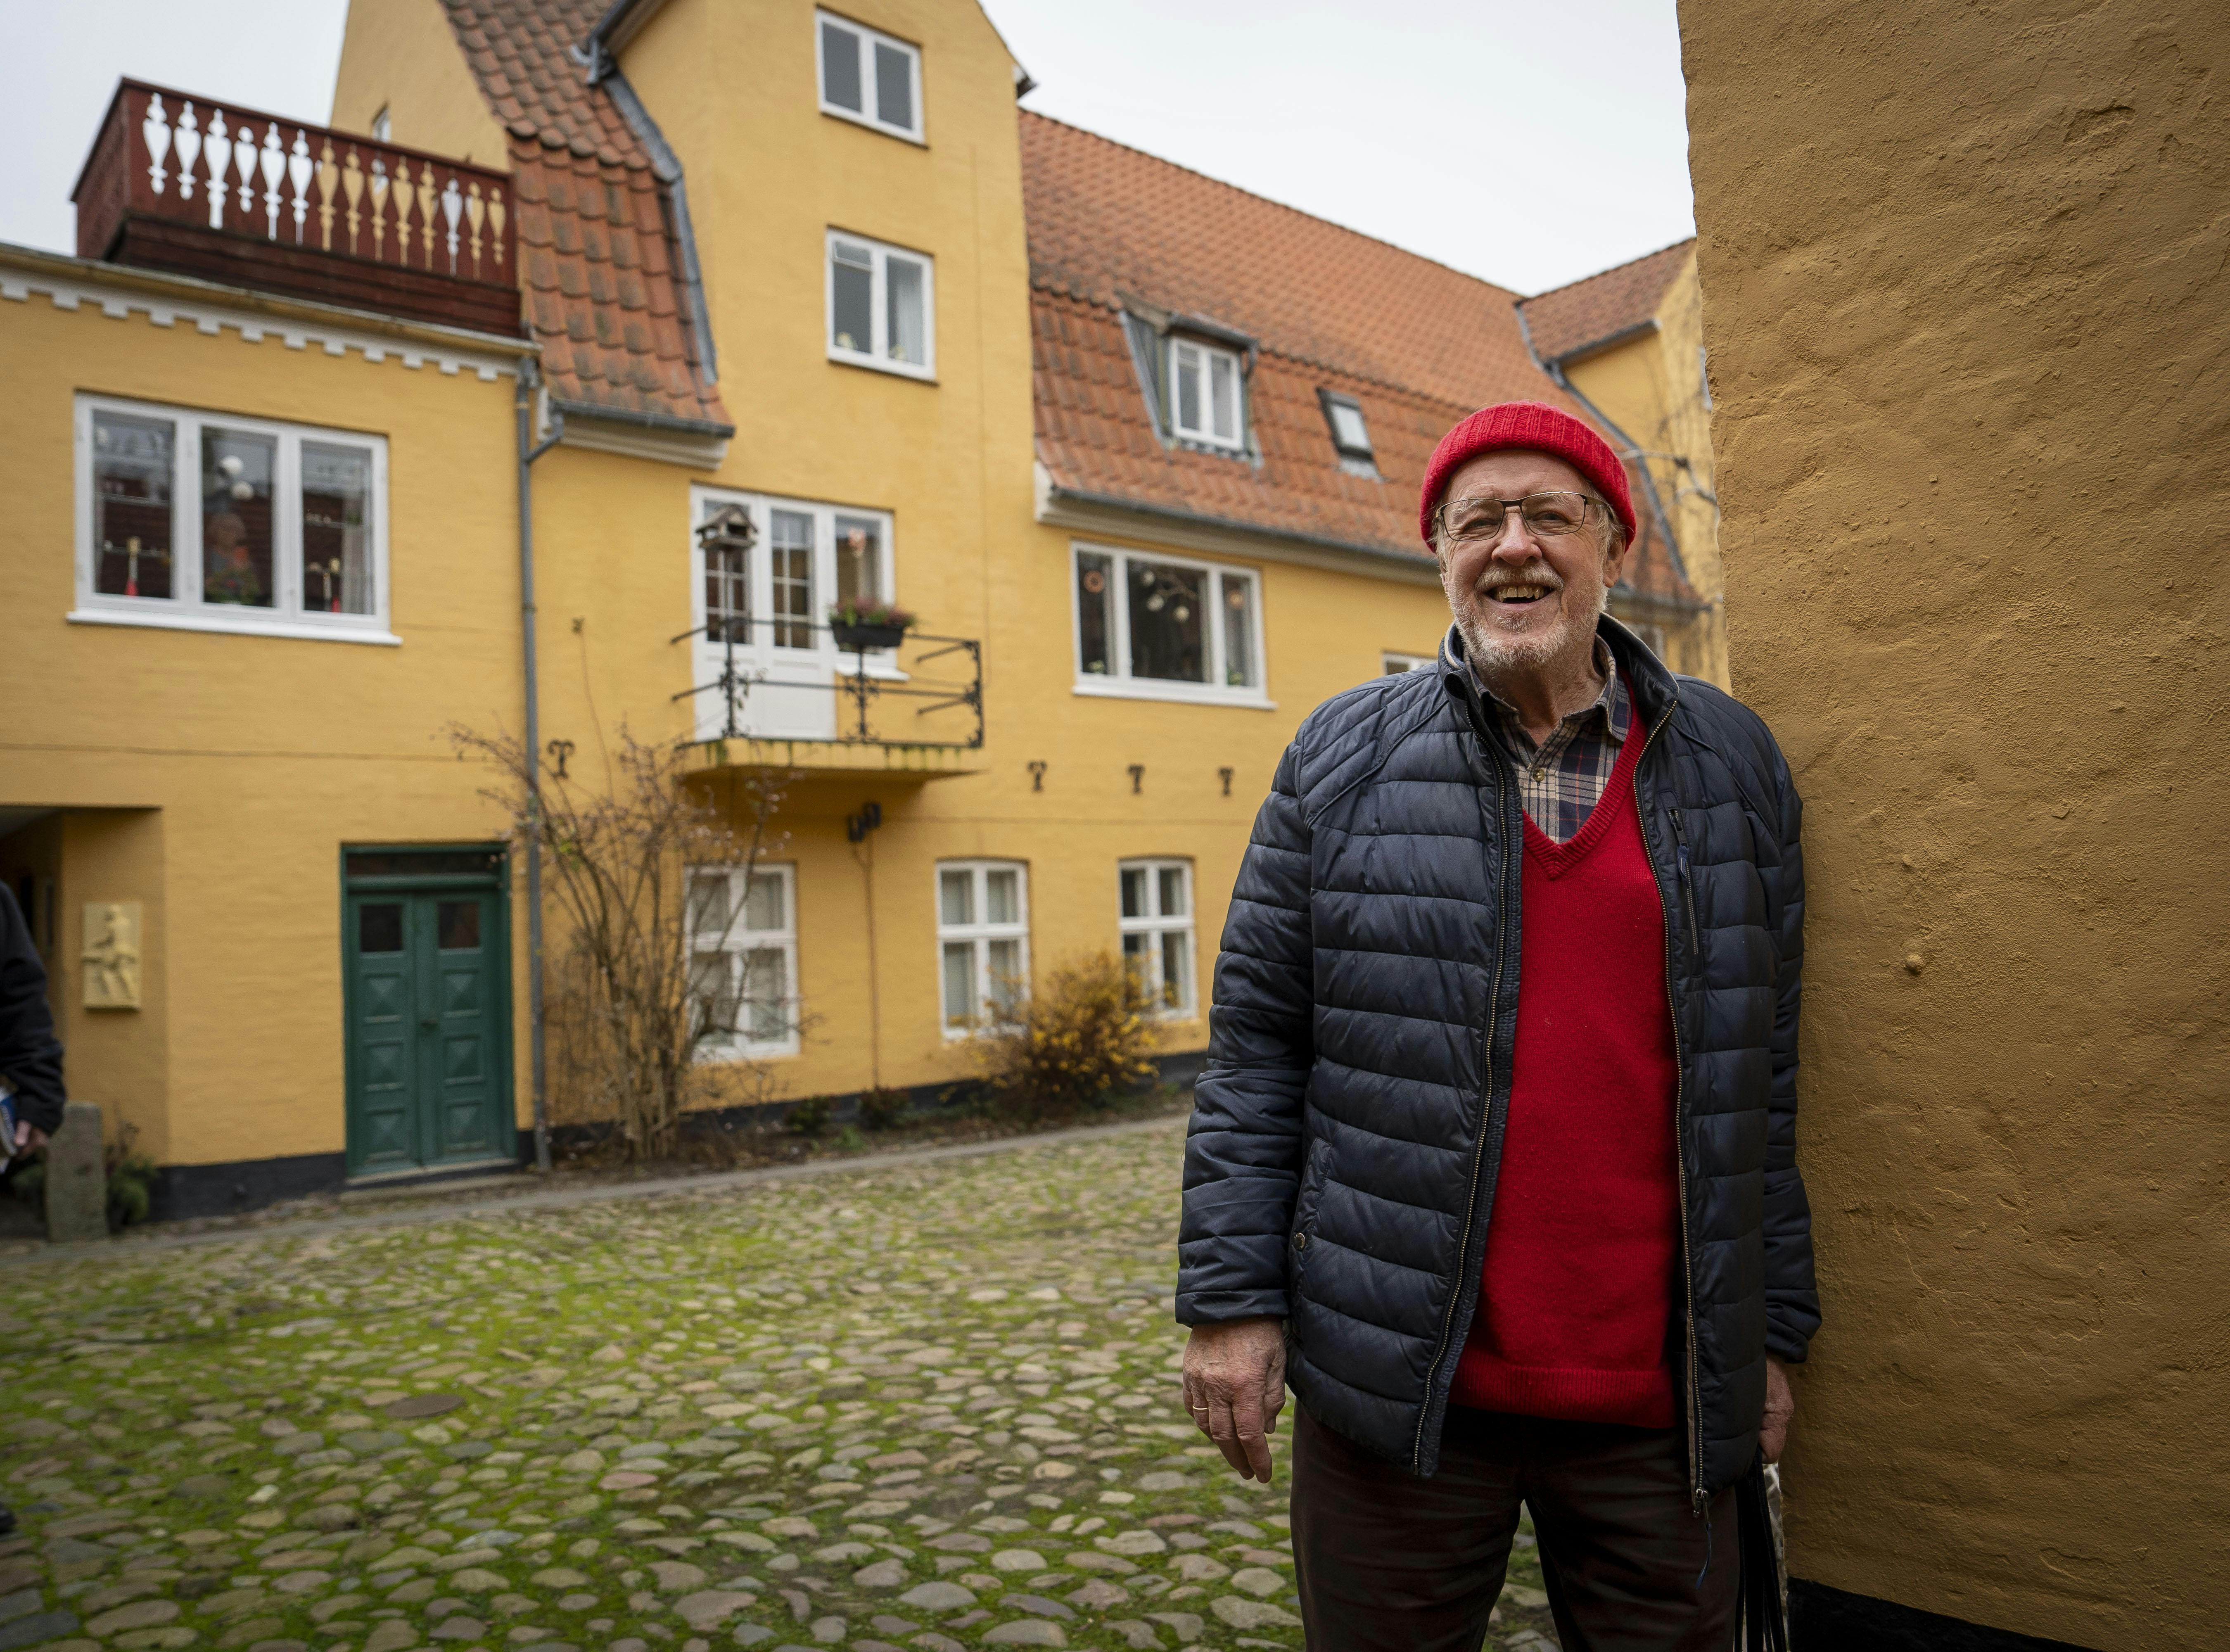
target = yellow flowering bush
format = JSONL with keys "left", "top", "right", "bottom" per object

{"left": 977, "top": 950, "right": 1158, "bottom": 1118}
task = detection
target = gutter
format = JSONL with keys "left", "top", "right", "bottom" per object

{"left": 1525, "top": 316, "right": 1659, "bottom": 370}
{"left": 573, "top": 36, "right": 719, "bottom": 388}
{"left": 1044, "top": 481, "right": 1439, "bottom": 580}
{"left": 1516, "top": 304, "right": 1691, "bottom": 587}
{"left": 586, "top": 0, "right": 672, "bottom": 54}
{"left": 1607, "top": 585, "right": 1713, "bottom": 619}
{"left": 548, "top": 396, "right": 733, "bottom": 439}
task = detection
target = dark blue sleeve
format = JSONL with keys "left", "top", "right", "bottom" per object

{"left": 0, "top": 887, "right": 66, "bottom": 1137}
{"left": 1758, "top": 730, "right": 1820, "bottom": 1362}
{"left": 1176, "top": 737, "right": 1313, "bottom": 1326}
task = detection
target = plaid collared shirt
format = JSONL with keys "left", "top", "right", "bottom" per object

{"left": 1457, "top": 636, "right": 1634, "bottom": 844}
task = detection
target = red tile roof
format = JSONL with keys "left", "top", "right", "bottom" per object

{"left": 1516, "top": 238, "right": 1693, "bottom": 366}
{"left": 1021, "top": 113, "right": 1695, "bottom": 607}
{"left": 439, "top": 0, "right": 727, "bottom": 428}
{"left": 1023, "top": 112, "right": 1549, "bottom": 412}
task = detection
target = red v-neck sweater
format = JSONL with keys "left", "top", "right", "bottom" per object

{"left": 1452, "top": 712, "right": 1681, "bottom": 1428}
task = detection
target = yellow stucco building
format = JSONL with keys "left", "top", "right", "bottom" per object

{"left": 2, "top": 0, "right": 1723, "bottom": 1215}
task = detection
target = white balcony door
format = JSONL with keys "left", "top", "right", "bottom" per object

{"left": 748, "top": 506, "right": 837, "bottom": 740}
{"left": 690, "top": 490, "right": 895, "bottom": 743}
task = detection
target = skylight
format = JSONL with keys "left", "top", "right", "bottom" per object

{"left": 1321, "top": 392, "right": 1373, "bottom": 459}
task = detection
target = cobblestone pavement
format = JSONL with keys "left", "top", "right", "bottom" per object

{"left": 0, "top": 1122, "right": 1558, "bottom": 1652}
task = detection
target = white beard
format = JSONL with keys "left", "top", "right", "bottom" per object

{"left": 1443, "top": 563, "right": 1599, "bottom": 679}
{"left": 1452, "top": 601, "right": 1572, "bottom": 676}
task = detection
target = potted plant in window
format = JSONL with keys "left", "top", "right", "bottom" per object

{"left": 827, "top": 598, "right": 916, "bottom": 652}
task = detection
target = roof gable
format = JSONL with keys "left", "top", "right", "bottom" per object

{"left": 1516, "top": 237, "right": 1694, "bottom": 365}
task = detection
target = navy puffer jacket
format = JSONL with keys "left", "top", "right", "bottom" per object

{"left": 1178, "top": 618, "right": 1820, "bottom": 1502}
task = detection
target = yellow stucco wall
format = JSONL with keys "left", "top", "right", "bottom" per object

{"left": 0, "top": 278, "right": 529, "bottom": 1169}
{"left": 1681, "top": 0, "right": 2229, "bottom": 1644}
{"left": 329, "top": 0, "right": 511, "bottom": 165}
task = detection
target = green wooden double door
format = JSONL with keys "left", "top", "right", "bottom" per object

{"left": 343, "top": 848, "right": 513, "bottom": 1178}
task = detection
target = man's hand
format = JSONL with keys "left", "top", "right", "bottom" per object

{"left": 1761, "top": 1357, "right": 1795, "bottom": 1463}
{"left": 11, "top": 1119, "right": 46, "bottom": 1154}
{"left": 1182, "top": 1318, "right": 1286, "bottom": 1483}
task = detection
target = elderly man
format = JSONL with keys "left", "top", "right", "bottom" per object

{"left": 1178, "top": 401, "right": 1819, "bottom": 1650}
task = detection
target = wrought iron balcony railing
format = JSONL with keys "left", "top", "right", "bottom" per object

{"left": 671, "top": 617, "right": 985, "bottom": 752}
{"left": 72, "top": 79, "right": 521, "bottom": 336}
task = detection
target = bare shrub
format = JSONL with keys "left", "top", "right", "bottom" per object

{"left": 857, "top": 1086, "right": 911, "bottom": 1131}
{"left": 453, "top": 722, "right": 792, "bottom": 1161}
{"left": 976, "top": 950, "right": 1158, "bottom": 1119}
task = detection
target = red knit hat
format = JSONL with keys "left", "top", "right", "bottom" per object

{"left": 1416, "top": 401, "right": 1637, "bottom": 547}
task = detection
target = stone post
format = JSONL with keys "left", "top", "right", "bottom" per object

{"left": 44, "top": 1099, "right": 106, "bottom": 1244}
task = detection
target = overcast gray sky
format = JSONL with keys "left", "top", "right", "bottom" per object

{"left": 0, "top": 0, "right": 1693, "bottom": 297}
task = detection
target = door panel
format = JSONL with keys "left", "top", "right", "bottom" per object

{"left": 346, "top": 878, "right": 510, "bottom": 1177}
{"left": 427, "top": 890, "right": 501, "bottom": 1161}
{"left": 350, "top": 899, "right": 418, "bottom": 1175}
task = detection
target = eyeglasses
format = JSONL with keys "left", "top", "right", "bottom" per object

{"left": 1435, "top": 490, "right": 1605, "bottom": 547}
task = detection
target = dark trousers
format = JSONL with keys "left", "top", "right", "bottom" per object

{"left": 1290, "top": 1403, "right": 1737, "bottom": 1652}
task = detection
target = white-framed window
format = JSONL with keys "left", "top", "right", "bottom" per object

{"left": 1071, "top": 543, "right": 1269, "bottom": 707}
{"left": 816, "top": 9, "right": 924, "bottom": 143}
{"left": 937, "top": 860, "right": 1028, "bottom": 1036}
{"left": 1169, "top": 336, "right": 1244, "bottom": 449}
{"left": 72, "top": 394, "right": 393, "bottom": 644}
{"left": 1119, "top": 859, "right": 1195, "bottom": 1017}
{"left": 1382, "top": 651, "right": 1438, "bottom": 675}
{"left": 688, "top": 862, "right": 800, "bottom": 1058}
{"left": 827, "top": 230, "right": 935, "bottom": 379}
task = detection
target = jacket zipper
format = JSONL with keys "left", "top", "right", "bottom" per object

{"left": 1639, "top": 710, "right": 1707, "bottom": 1514}
{"left": 1412, "top": 698, "right": 1516, "bottom": 1473}
{"left": 1670, "top": 808, "right": 1701, "bottom": 966}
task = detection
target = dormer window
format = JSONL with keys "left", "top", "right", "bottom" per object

{"left": 1169, "top": 337, "right": 1243, "bottom": 450}
{"left": 818, "top": 9, "right": 924, "bottom": 143}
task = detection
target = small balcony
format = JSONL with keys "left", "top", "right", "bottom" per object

{"left": 675, "top": 618, "right": 985, "bottom": 778}
{"left": 72, "top": 79, "right": 521, "bottom": 337}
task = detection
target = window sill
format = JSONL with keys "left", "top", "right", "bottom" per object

{"left": 827, "top": 348, "right": 936, "bottom": 384}
{"left": 820, "top": 104, "right": 928, "bottom": 147}
{"left": 1072, "top": 676, "right": 1275, "bottom": 711}
{"left": 696, "top": 1040, "right": 800, "bottom": 1063}
{"left": 68, "top": 607, "right": 401, "bottom": 646}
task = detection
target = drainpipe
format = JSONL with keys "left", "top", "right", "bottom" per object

{"left": 517, "top": 361, "right": 565, "bottom": 1175}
